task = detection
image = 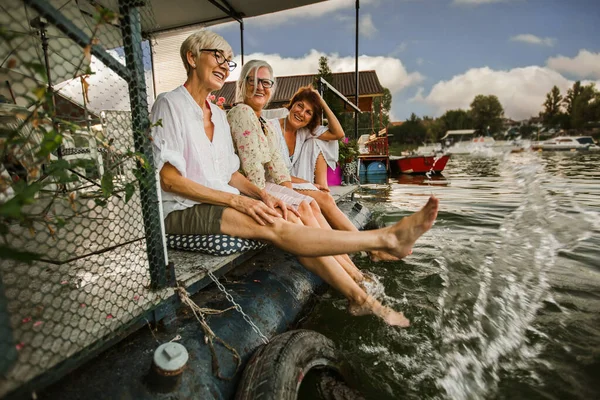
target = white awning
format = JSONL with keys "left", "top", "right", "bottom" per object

{"left": 440, "top": 129, "right": 476, "bottom": 140}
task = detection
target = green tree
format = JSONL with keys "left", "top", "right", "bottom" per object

{"left": 439, "top": 109, "right": 473, "bottom": 131}
{"left": 469, "top": 94, "right": 504, "bottom": 134}
{"left": 571, "top": 83, "right": 599, "bottom": 130}
{"left": 421, "top": 115, "right": 445, "bottom": 143}
{"left": 314, "top": 56, "right": 343, "bottom": 117}
{"left": 540, "top": 85, "right": 564, "bottom": 128}
{"left": 563, "top": 81, "right": 584, "bottom": 116}
{"left": 388, "top": 113, "right": 427, "bottom": 145}
{"left": 372, "top": 87, "right": 392, "bottom": 133}
{"left": 518, "top": 124, "right": 537, "bottom": 139}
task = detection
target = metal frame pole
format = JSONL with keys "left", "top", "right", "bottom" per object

{"left": 25, "top": 0, "right": 131, "bottom": 81}
{"left": 0, "top": 277, "right": 17, "bottom": 375}
{"left": 355, "top": 0, "right": 360, "bottom": 141}
{"left": 119, "top": 0, "right": 168, "bottom": 289}
{"left": 240, "top": 20, "right": 244, "bottom": 65}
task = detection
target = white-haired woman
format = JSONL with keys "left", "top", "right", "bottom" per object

{"left": 151, "top": 32, "right": 440, "bottom": 326}
{"left": 227, "top": 60, "right": 368, "bottom": 295}
{"left": 230, "top": 62, "right": 400, "bottom": 262}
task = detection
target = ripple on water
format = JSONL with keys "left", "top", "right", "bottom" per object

{"left": 299, "top": 152, "right": 600, "bottom": 400}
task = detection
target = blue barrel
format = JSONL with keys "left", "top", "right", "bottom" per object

{"left": 366, "top": 161, "right": 387, "bottom": 175}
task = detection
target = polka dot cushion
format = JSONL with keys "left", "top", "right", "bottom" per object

{"left": 166, "top": 234, "right": 266, "bottom": 256}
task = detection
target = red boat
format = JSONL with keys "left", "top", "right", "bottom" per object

{"left": 390, "top": 154, "right": 450, "bottom": 174}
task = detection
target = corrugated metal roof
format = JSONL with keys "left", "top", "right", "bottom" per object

{"left": 213, "top": 70, "right": 384, "bottom": 107}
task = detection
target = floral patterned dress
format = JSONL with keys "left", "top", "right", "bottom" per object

{"left": 227, "top": 104, "right": 290, "bottom": 189}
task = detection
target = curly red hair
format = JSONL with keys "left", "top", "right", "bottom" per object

{"left": 285, "top": 86, "right": 323, "bottom": 133}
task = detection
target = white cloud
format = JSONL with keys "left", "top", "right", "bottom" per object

{"left": 360, "top": 14, "right": 378, "bottom": 38}
{"left": 244, "top": 0, "right": 378, "bottom": 28}
{"left": 412, "top": 66, "right": 577, "bottom": 120}
{"left": 547, "top": 49, "right": 600, "bottom": 79}
{"left": 228, "top": 50, "right": 424, "bottom": 95}
{"left": 416, "top": 57, "right": 424, "bottom": 66}
{"left": 510, "top": 34, "right": 555, "bottom": 47}
{"left": 410, "top": 87, "right": 426, "bottom": 102}
{"left": 389, "top": 42, "right": 408, "bottom": 57}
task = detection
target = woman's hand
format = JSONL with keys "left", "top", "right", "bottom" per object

{"left": 313, "top": 183, "right": 330, "bottom": 192}
{"left": 231, "top": 195, "right": 282, "bottom": 226}
{"left": 310, "top": 87, "right": 344, "bottom": 141}
{"left": 309, "top": 86, "right": 326, "bottom": 106}
{"left": 259, "top": 190, "right": 300, "bottom": 221}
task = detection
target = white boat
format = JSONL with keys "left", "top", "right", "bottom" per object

{"left": 532, "top": 136, "right": 600, "bottom": 151}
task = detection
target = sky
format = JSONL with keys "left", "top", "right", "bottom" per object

{"left": 204, "top": 0, "right": 600, "bottom": 122}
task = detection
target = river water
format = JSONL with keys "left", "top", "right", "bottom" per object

{"left": 301, "top": 151, "right": 600, "bottom": 400}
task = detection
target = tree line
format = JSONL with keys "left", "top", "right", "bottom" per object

{"left": 389, "top": 81, "right": 600, "bottom": 145}
{"left": 540, "top": 82, "right": 600, "bottom": 131}
{"left": 388, "top": 94, "right": 505, "bottom": 145}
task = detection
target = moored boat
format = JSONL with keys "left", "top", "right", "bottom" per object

{"left": 531, "top": 136, "right": 599, "bottom": 151}
{"left": 390, "top": 154, "right": 451, "bottom": 174}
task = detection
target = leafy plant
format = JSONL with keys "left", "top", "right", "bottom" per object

{"left": 338, "top": 139, "right": 359, "bottom": 165}
{"left": 0, "top": 8, "right": 153, "bottom": 263}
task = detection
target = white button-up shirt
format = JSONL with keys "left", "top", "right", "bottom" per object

{"left": 150, "top": 85, "right": 240, "bottom": 217}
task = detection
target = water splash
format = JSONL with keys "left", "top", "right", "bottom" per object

{"left": 435, "top": 153, "right": 596, "bottom": 400}
{"left": 425, "top": 153, "right": 446, "bottom": 181}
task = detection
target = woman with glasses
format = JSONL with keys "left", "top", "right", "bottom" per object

{"left": 227, "top": 60, "right": 439, "bottom": 325}
{"left": 151, "top": 32, "right": 439, "bottom": 326}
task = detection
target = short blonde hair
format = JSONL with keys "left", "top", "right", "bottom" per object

{"left": 235, "top": 59, "right": 276, "bottom": 105}
{"left": 180, "top": 30, "right": 233, "bottom": 76}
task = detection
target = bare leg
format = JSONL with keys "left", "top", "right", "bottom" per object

{"left": 270, "top": 203, "right": 407, "bottom": 326}
{"left": 348, "top": 296, "right": 410, "bottom": 327}
{"left": 314, "top": 152, "right": 329, "bottom": 189}
{"left": 303, "top": 189, "right": 357, "bottom": 231}
{"left": 218, "top": 197, "right": 438, "bottom": 325}
{"left": 301, "top": 188, "right": 402, "bottom": 262}
{"left": 298, "top": 256, "right": 409, "bottom": 327}
{"left": 299, "top": 201, "right": 364, "bottom": 282}
{"left": 219, "top": 196, "right": 439, "bottom": 260}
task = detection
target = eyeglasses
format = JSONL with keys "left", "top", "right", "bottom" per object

{"left": 246, "top": 76, "right": 275, "bottom": 89}
{"left": 199, "top": 49, "right": 237, "bottom": 71}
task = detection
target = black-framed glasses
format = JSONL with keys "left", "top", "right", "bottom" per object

{"left": 246, "top": 76, "right": 275, "bottom": 89}
{"left": 199, "top": 49, "right": 237, "bottom": 71}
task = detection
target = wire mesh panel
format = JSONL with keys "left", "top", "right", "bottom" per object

{"left": 0, "top": 0, "right": 167, "bottom": 397}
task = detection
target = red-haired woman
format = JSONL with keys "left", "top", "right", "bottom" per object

{"left": 270, "top": 87, "right": 399, "bottom": 261}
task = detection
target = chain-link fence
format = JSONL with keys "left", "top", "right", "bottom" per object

{"left": 0, "top": 0, "right": 169, "bottom": 397}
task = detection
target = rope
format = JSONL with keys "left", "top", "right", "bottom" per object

{"left": 176, "top": 286, "right": 241, "bottom": 380}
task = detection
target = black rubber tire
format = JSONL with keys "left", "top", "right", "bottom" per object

{"left": 235, "top": 329, "right": 343, "bottom": 400}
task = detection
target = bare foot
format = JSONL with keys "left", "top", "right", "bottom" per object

{"left": 369, "top": 250, "right": 400, "bottom": 262}
{"left": 370, "top": 248, "right": 414, "bottom": 262}
{"left": 384, "top": 196, "right": 439, "bottom": 259}
{"left": 348, "top": 296, "right": 410, "bottom": 327}
{"left": 357, "top": 271, "right": 379, "bottom": 291}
